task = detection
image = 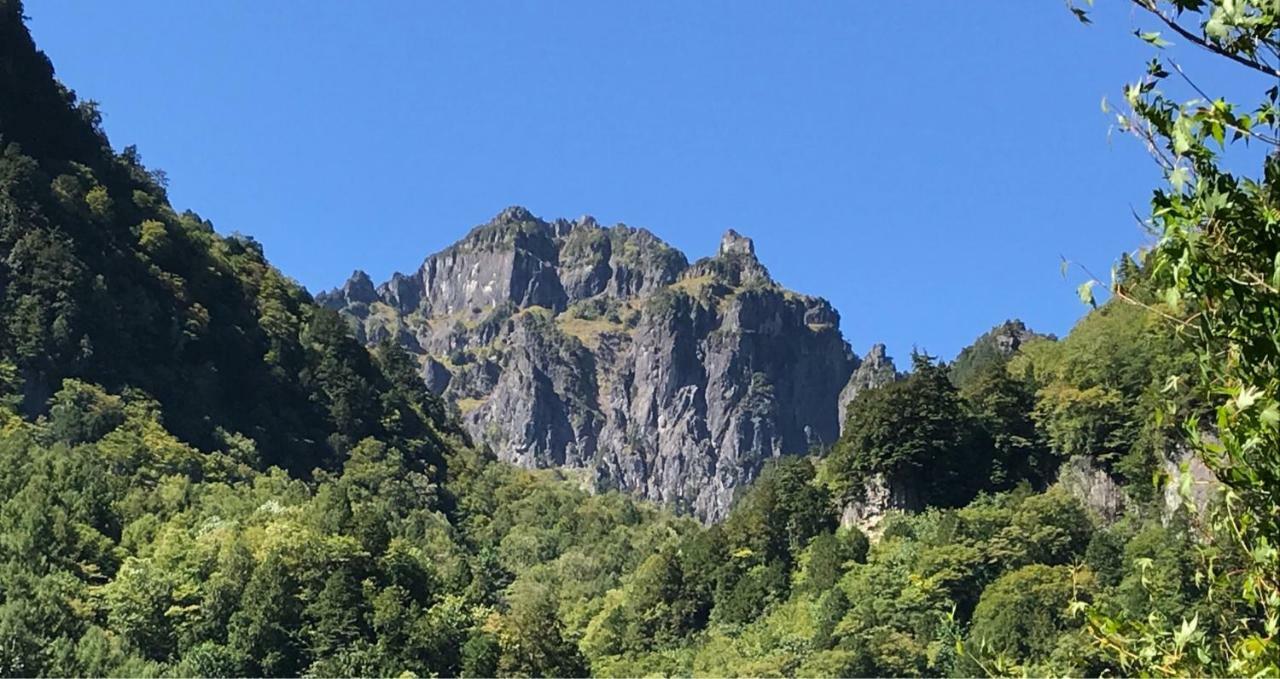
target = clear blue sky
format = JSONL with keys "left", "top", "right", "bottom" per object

{"left": 23, "top": 2, "right": 1263, "bottom": 361}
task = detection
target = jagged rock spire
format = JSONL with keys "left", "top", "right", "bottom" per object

{"left": 837, "top": 343, "right": 900, "bottom": 435}
{"left": 719, "top": 229, "right": 756, "bottom": 258}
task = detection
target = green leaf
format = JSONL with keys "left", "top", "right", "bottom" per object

{"left": 1169, "top": 166, "right": 1190, "bottom": 191}
{"left": 1236, "top": 385, "right": 1261, "bottom": 411}
{"left": 1173, "top": 119, "right": 1194, "bottom": 154}
{"left": 1205, "top": 17, "right": 1227, "bottom": 39}
{"left": 1202, "top": 190, "right": 1229, "bottom": 215}
{"left": 1137, "top": 31, "right": 1172, "bottom": 48}
{"left": 1259, "top": 404, "right": 1279, "bottom": 429}
{"left": 1210, "top": 121, "right": 1225, "bottom": 146}
{"left": 1078, "top": 280, "right": 1097, "bottom": 308}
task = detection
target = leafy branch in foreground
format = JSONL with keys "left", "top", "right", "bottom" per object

{"left": 1070, "top": 0, "right": 1280, "bottom": 674}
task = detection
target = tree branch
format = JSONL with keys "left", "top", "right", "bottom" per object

{"left": 1131, "top": 1, "right": 1280, "bottom": 78}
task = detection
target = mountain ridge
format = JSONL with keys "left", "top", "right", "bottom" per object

{"left": 319, "top": 207, "right": 894, "bottom": 520}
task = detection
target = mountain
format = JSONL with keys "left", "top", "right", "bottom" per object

{"left": 2, "top": 3, "right": 1253, "bottom": 676}
{"left": 318, "top": 208, "right": 890, "bottom": 520}
{"left": 949, "top": 319, "right": 1050, "bottom": 389}
{"left": 0, "top": 0, "right": 456, "bottom": 478}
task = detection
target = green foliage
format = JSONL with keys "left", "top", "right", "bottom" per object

{"left": 1011, "top": 301, "right": 1193, "bottom": 484}
{"left": 497, "top": 579, "right": 588, "bottom": 677}
{"left": 46, "top": 379, "right": 124, "bottom": 444}
{"left": 723, "top": 456, "right": 836, "bottom": 568}
{"left": 1066, "top": 0, "right": 1280, "bottom": 673}
{"left": 0, "top": 14, "right": 456, "bottom": 476}
{"left": 962, "top": 362, "right": 1057, "bottom": 490}
{"left": 798, "top": 529, "right": 867, "bottom": 593}
{"left": 827, "top": 353, "right": 984, "bottom": 507}
{"left": 966, "top": 564, "right": 1087, "bottom": 672}
{"left": 2, "top": 2, "right": 1271, "bottom": 675}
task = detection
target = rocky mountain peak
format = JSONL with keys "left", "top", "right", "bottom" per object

{"left": 323, "top": 208, "right": 865, "bottom": 521}
{"left": 495, "top": 205, "right": 537, "bottom": 224}
{"left": 988, "top": 319, "right": 1041, "bottom": 354}
{"left": 316, "top": 269, "right": 378, "bottom": 309}
{"left": 719, "top": 229, "right": 756, "bottom": 257}
{"left": 950, "top": 318, "right": 1052, "bottom": 388}
{"left": 684, "top": 228, "right": 771, "bottom": 288}
{"left": 343, "top": 270, "right": 377, "bottom": 303}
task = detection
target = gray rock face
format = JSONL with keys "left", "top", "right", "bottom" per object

{"left": 1056, "top": 449, "right": 1219, "bottom": 527}
{"left": 1057, "top": 455, "right": 1126, "bottom": 523}
{"left": 321, "top": 207, "right": 876, "bottom": 521}
{"left": 837, "top": 343, "right": 899, "bottom": 435}
{"left": 1161, "top": 443, "right": 1220, "bottom": 523}
{"left": 839, "top": 472, "right": 920, "bottom": 537}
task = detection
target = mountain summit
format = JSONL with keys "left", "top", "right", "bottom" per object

{"left": 319, "top": 208, "right": 891, "bottom": 520}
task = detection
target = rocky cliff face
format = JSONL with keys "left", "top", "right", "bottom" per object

{"left": 319, "top": 207, "right": 882, "bottom": 520}
{"left": 837, "top": 343, "right": 899, "bottom": 435}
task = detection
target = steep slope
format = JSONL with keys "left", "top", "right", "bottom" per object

{"left": 320, "top": 208, "right": 877, "bottom": 519}
{"left": 0, "top": 0, "right": 454, "bottom": 477}
{"left": 0, "top": 8, "right": 690, "bottom": 675}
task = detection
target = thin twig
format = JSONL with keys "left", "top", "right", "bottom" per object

{"left": 1169, "top": 61, "right": 1280, "bottom": 145}
{"left": 1071, "top": 259, "right": 1201, "bottom": 328}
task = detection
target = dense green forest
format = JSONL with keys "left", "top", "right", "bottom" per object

{"left": 2, "top": 0, "right": 1278, "bottom": 676}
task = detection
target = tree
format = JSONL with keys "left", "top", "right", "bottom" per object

{"left": 497, "top": 579, "right": 587, "bottom": 677}
{"left": 967, "top": 565, "right": 1083, "bottom": 668}
{"left": 228, "top": 552, "right": 302, "bottom": 677}
{"left": 961, "top": 363, "right": 1055, "bottom": 489}
{"left": 724, "top": 456, "right": 835, "bottom": 570}
{"left": 798, "top": 529, "right": 867, "bottom": 593}
{"left": 996, "top": 487, "right": 1093, "bottom": 568}
{"left": 1068, "top": 0, "right": 1280, "bottom": 672}
{"left": 46, "top": 379, "right": 124, "bottom": 444}
{"left": 712, "top": 562, "right": 788, "bottom": 626}
{"left": 811, "top": 587, "right": 850, "bottom": 650}
{"left": 1014, "top": 301, "right": 1189, "bottom": 480}
{"left": 461, "top": 630, "right": 500, "bottom": 678}
{"left": 104, "top": 558, "right": 175, "bottom": 661}
{"left": 827, "top": 353, "right": 982, "bottom": 507}
{"left": 304, "top": 569, "right": 369, "bottom": 660}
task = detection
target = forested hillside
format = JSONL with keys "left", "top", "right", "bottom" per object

{"left": 2, "top": 0, "right": 1277, "bottom": 676}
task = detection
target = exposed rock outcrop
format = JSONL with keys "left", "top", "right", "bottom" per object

{"left": 1055, "top": 450, "right": 1219, "bottom": 527}
{"left": 837, "top": 343, "right": 899, "bottom": 435}
{"left": 1162, "top": 445, "right": 1220, "bottom": 521}
{"left": 318, "top": 207, "right": 874, "bottom": 521}
{"left": 1056, "top": 455, "right": 1126, "bottom": 523}
{"left": 839, "top": 472, "right": 920, "bottom": 537}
